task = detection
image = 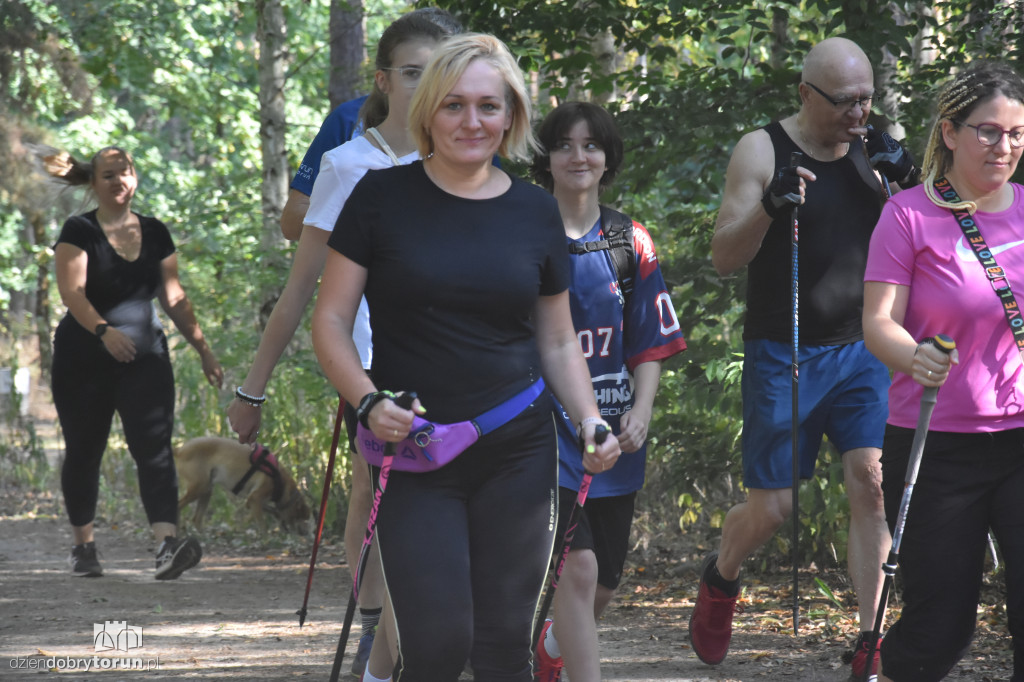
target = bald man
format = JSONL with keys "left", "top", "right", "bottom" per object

{"left": 691, "top": 37, "right": 917, "bottom": 679}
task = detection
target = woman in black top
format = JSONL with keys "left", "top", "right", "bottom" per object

{"left": 313, "top": 34, "right": 620, "bottom": 682}
{"left": 47, "top": 146, "right": 222, "bottom": 580}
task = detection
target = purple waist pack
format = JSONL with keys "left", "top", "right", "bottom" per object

{"left": 355, "top": 378, "right": 546, "bottom": 473}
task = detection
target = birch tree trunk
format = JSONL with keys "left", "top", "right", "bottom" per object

{"left": 255, "top": 0, "right": 289, "bottom": 326}
{"left": 257, "top": 0, "right": 288, "bottom": 252}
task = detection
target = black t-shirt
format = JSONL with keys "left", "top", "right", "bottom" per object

{"left": 329, "top": 162, "right": 569, "bottom": 424}
{"left": 54, "top": 210, "right": 176, "bottom": 355}
{"left": 743, "top": 121, "right": 884, "bottom": 345}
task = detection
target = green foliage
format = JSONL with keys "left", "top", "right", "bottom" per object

{"left": 3, "top": 0, "right": 1024, "bottom": 564}
{"left": 0, "top": 388, "right": 49, "bottom": 487}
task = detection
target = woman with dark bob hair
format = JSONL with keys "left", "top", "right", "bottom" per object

{"left": 530, "top": 102, "right": 687, "bottom": 681}
{"left": 864, "top": 61, "right": 1024, "bottom": 681}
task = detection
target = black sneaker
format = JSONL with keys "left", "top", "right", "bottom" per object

{"left": 154, "top": 536, "right": 202, "bottom": 580}
{"left": 69, "top": 541, "right": 103, "bottom": 577}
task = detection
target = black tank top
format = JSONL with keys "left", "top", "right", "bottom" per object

{"left": 743, "top": 121, "right": 883, "bottom": 345}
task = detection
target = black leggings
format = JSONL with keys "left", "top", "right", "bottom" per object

{"left": 52, "top": 327, "right": 178, "bottom": 528}
{"left": 374, "top": 400, "right": 557, "bottom": 682}
{"left": 880, "top": 426, "right": 1024, "bottom": 682}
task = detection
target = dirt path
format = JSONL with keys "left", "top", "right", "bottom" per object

{"left": 0, "top": 489, "right": 1014, "bottom": 680}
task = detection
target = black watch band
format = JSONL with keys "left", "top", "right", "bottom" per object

{"left": 95, "top": 323, "right": 109, "bottom": 338}
{"left": 355, "top": 390, "right": 395, "bottom": 428}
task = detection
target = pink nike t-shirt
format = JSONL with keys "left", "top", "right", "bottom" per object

{"left": 865, "top": 182, "right": 1024, "bottom": 432}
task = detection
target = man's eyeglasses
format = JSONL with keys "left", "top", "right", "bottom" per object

{"left": 382, "top": 66, "right": 423, "bottom": 88}
{"left": 805, "top": 82, "right": 873, "bottom": 112}
{"left": 958, "top": 121, "right": 1024, "bottom": 149}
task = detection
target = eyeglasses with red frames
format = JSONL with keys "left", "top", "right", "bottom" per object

{"left": 957, "top": 121, "right": 1024, "bottom": 149}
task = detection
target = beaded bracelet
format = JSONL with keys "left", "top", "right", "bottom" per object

{"left": 235, "top": 387, "right": 267, "bottom": 407}
{"left": 576, "top": 416, "right": 608, "bottom": 438}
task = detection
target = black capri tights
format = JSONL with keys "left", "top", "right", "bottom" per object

{"left": 880, "top": 426, "right": 1024, "bottom": 682}
{"left": 375, "top": 401, "right": 558, "bottom": 682}
{"left": 52, "top": 331, "right": 178, "bottom": 528}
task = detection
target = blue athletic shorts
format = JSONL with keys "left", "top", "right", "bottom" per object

{"left": 740, "top": 339, "right": 889, "bottom": 489}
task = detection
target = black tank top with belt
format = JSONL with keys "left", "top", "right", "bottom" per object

{"left": 743, "top": 121, "right": 883, "bottom": 345}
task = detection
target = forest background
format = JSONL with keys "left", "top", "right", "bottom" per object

{"left": 1, "top": 0, "right": 1023, "bottom": 573}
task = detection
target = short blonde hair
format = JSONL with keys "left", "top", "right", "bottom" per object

{"left": 409, "top": 33, "right": 537, "bottom": 162}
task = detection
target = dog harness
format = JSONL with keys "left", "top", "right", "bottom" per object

{"left": 232, "top": 444, "right": 285, "bottom": 503}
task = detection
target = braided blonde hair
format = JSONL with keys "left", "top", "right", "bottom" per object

{"left": 921, "top": 62, "right": 1024, "bottom": 213}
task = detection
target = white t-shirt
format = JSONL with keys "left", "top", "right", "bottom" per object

{"left": 305, "top": 135, "right": 419, "bottom": 369}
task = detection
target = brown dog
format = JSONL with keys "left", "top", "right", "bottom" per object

{"left": 175, "top": 436, "right": 311, "bottom": 535}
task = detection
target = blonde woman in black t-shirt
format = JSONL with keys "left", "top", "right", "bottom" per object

{"left": 47, "top": 146, "right": 222, "bottom": 581}
{"left": 313, "top": 34, "right": 619, "bottom": 682}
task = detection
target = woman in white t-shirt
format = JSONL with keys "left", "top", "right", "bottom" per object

{"left": 863, "top": 61, "right": 1024, "bottom": 682}
{"left": 227, "top": 11, "right": 457, "bottom": 681}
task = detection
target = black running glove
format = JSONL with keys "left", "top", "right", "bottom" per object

{"left": 866, "top": 125, "right": 920, "bottom": 186}
{"left": 761, "top": 164, "right": 802, "bottom": 220}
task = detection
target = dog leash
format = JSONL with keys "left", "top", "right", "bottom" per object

{"left": 297, "top": 397, "right": 346, "bottom": 628}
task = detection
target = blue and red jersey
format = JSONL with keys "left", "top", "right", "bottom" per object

{"left": 556, "top": 213, "right": 688, "bottom": 497}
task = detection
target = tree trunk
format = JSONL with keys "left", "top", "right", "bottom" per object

{"left": 31, "top": 212, "right": 52, "bottom": 381}
{"left": 589, "top": 29, "right": 618, "bottom": 104}
{"left": 770, "top": 7, "right": 789, "bottom": 70}
{"left": 329, "top": 0, "right": 365, "bottom": 110}
{"left": 256, "top": 0, "right": 288, "bottom": 249}
{"left": 255, "top": 0, "right": 289, "bottom": 325}
{"left": 842, "top": 0, "right": 903, "bottom": 137}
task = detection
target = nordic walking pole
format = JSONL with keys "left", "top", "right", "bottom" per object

{"left": 330, "top": 391, "right": 417, "bottom": 682}
{"left": 789, "top": 150, "right": 803, "bottom": 636}
{"left": 533, "top": 424, "right": 610, "bottom": 651}
{"left": 297, "top": 397, "right": 347, "bottom": 627}
{"left": 862, "top": 334, "right": 956, "bottom": 681}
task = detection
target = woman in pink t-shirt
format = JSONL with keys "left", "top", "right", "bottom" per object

{"left": 863, "top": 62, "right": 1024, "bottom": 682}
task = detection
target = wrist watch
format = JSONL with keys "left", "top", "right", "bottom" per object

{"left": 95, "top": 323, "right": 109, "bottom": 338}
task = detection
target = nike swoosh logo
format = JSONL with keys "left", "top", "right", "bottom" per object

{"left": 955, "top": 236, "right": 1024, "bottom": 261}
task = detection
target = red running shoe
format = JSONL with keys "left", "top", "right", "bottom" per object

{"left": 688, "top": 551, "right": 741, "bottom": 665}
{"left": 849, "top": 632, "right": 881, "bottom": 681}
{"left": 533, "top": 619, "right": 563, "bottom": 681}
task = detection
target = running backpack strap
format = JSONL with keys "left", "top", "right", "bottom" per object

{"left": 600, "top": 206, "right": 636, "bottom": 303}
{"left": 567, "top": 206, "right": 636, "bottom": 305}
